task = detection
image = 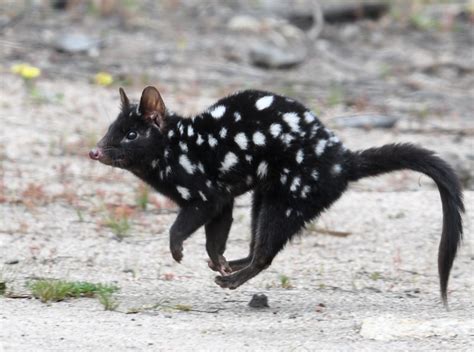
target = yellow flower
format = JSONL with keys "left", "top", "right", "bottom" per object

{"left": 94, "top": 72, "right": 113, "bottom": 86}
{"left": 11, "top": 63, "right": 41, "bottom": 79}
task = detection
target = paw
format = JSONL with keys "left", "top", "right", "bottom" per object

{"left": 214, "top": 275, "right": 239, "bottom": 290}
{"left": 208, "top": 255, "right": 232, "bottom": 276}
{"left": 170, "top": 243, "right": 183, "bottom": 263}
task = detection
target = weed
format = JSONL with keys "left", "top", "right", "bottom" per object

{"left": 327, "top": 84, "right": 345, "bottom": 107}
{"left": 75, "top": 208, "right": 84, "bottom": 222}
{"left": 279, "top": 274, "right": 293, "bottom": 289}
{"left": 369, "top": 272, "right": 382, "bottom": 281}
{"left": 0, "top": 281, "right": 6, "bottom": 295}
{"left": 30, "top": 280, "right": 118, "bottom": 303}
{"left": 104, "top": 206, "right": 133, "bottom": 239}
{"left": 98, "top": 291, "right": 119, "bottom": 311}
{"left": 136, "top": 183, "right": 149, "bottom": 211}
{"left": 105, "top": 216, "right": 131, "bottom": 239}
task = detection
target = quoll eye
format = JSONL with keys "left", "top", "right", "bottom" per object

{"left": 126, "top": 131, "right": 138, "bottom": 140}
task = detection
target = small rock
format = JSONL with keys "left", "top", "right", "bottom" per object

{"left": 54, "top": 33, "right": 101, "bottom": 55}
{"left": 332, "top": 114, "right": 398, "bottom": 129}
{"left": 5, "top": 259, "right": 19, "bottom": 265}
{"left": 250, "top": 43, "right": 306, "bottom": 69}
{"left": 248, "top": 293, "right": 269, "bottom": 308}
{"left": 228, "top": 15, "right": 262, "bottom": 32}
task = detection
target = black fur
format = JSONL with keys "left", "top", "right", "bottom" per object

{"left": 90, "top": 87, "right": 464, "bottom": 305}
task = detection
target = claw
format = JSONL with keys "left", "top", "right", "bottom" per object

{"left": 208, "top": 255, "right": 232, "bottom": 276}
{"left": 170, "top": 243, "right": 183, "bottom": 263}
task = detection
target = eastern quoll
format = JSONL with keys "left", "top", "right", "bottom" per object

{"left": 90, "top": 86, "right": 464, "bottom": 306}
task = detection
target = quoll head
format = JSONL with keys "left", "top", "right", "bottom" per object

{"left": 89, "top": 86, "right": 168, "bottom": 170}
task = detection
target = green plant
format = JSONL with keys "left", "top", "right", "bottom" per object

{"left": 105, "top": 215, "right": 131, "bottom": 239}
{"left": 279, "top": 274, "right": 292, "bottom": 289}
{"left": 327, "top": 84, "right": 345, "bottom": 107}
{"left": 98, "top": 290, "right": 119, "bottom": 311}
{"left": 369, "top": 272, "right": 382, "bottom": 281}
{"left": 136, "top": 183, "right": 149, "bottom": 210}
{"left": 0, "top": 281, "right": 6, "bottom": 295}
{"left": 30, "top": 280, "right": 118, "bottom": 303}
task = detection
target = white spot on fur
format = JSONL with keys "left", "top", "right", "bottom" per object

{"left": 296, "top": 149, "right": 304, "bottom": 164}
{"left": 280, "top": 174, "right": 288, "bottom": 184}
{"left": 290, "top": 177, "right": 301, "bottom": 192}
{"left": 311, "top": 170, "right": 319, "bottom": 180}
{"left": 164, "top": 149, "right": 170, "bottom": 159}
{"left": 220, "top": 152, "right": 238, "bottom": 172}
{"left": 234, "top": 133, "right": 248, "bottom": 150}
{"left": 208, "top": 135, "right": 218, "bottom": 148}
{"left": 283, "top": 168, "right": 290, "bottom": 174}
{"left": 245, "top": 155, "right": 253, "bottom": 163}
{"left": 281, "top": 134, "right": 294, "bottom": 146}
{"left": 285, "top": 209, "right": 292, "bottom": 217}
{"left": 206, "top": 180, "right": 212, "bottom": 188}
{"left": 177, "top": 186, "right": 190, "bottom": 200}
{"left": 196, "top": 134, "right": 204, "bottom": 145}
{"left": 198, "top": 191, "right": 207, "bottom": 201}
{"left": 315, "top": 139, "right": 327, "bottom": 156}
{"left": 177, "top": 122, "right": 184, "bottom": 135}
{"left": 283, "top": 112, "right": 300, "bottom": 132}
{"left": 253, "top": 131, "right": 266, "bottom": 146}
{"left": 168, "top": 130, "right": 175, "bottom": 138}
{"left": 166, "top": 166, "right": 172, "bottom": 176}
{"left": 255, "top": 95, "right": 274, "bottom": 110}
{"left": 270, "top": 123, "right": 282, "bottom": 138}
{"left": 151, "top": 159, "right": 159, "bottom": 169}
{"left": 304, "top": 111, "right": 316, "bottom": 123}
{"left": 219, "top": 128, "right": 227, "bottom": 139}
{"left": 187, "top": 126, "right": 194, "bottom": 137}
{"left": 197, "top": 162, "right": 205, "bottom": 173}
{"left": 180, "top": 142, "right": 188, "bottom": 152}
{"left": 179, "top": 155, "right": 195, "bottom": 174}
{"left": 328, "top": 135, "right": 340, "bottom": 145}
{"left": 301, "top": 185, "right": 311, "bottom": 198}
{"left": 332, "top": 164, "right": 342, "bottom": 175}
{"left": 234, "top": 111, "right": 241, "bottom": 121}
{"left": 310, "top": 125, "right": 320, "bottom": 137}
{"left": 211, "top": 105, "right": 226, "bottom": 118}
{"left": 257, "top": 161, "right": 268, "bottom": 178}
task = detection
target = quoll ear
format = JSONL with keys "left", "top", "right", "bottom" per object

{"left": 119, "top": 87, "right": 130, "bottom": 111}
{"left": 139, "top": 86, "right": 166, "bottom": 128}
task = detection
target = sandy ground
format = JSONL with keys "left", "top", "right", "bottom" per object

{"left": 0, "top": 77, "right": 473, "bottom": 351}
{"left": 1, "top": 2, "right": 473, "bottom": 350}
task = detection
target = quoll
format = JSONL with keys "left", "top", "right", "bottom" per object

{"left": 90, "top": 86, "right": 463, "bottom": 306}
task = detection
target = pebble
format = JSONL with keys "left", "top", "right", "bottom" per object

{"left": 248, "top": 293, "right": 269, "bottom": 308}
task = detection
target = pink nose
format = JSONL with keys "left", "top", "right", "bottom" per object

{"left": 89, "top": 148, "right": 102, "bottom": 160}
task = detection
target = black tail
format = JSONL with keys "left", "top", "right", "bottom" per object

{"left": 347, "top": 143, "right": 464, "bottom": 306}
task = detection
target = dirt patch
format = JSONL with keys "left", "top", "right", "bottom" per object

{"left": 1, "top": 1, "right": 473, "bottom": 351}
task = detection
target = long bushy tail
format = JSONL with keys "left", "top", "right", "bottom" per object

{"left": 347, "top": 143, "right": 464, "bottom": 306}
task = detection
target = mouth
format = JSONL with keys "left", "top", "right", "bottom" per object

{"left": 89, "top": 148, "right": 125, "bottom": 168}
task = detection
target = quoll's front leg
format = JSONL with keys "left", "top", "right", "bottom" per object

{"left": 169, "top": 203, "right": 220, "bottom": 263}
{"left": 205, "top": 201, "right": 234, "bottom": 276}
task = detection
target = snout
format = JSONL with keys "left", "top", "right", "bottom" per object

{"left": 89, "top": 148, "right": 102, "bottom": 160}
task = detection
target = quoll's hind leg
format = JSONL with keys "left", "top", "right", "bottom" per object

{"left": 227, "top": 190, "right": 263, "bottom": 272}
{"left": 205, "top": 201, "right": 234, "bottom": 276}
{"left": 215, "top": 198, "right": 305, "bottom": 289}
